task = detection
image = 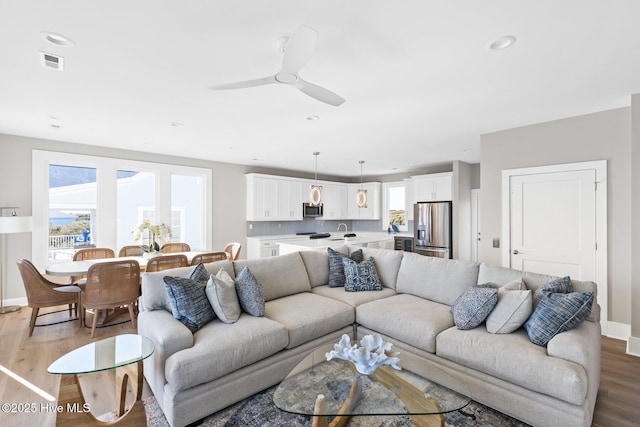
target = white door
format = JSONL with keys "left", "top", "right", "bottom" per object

{"left": 509, "top": 169, "right": 596, "bottom": 280}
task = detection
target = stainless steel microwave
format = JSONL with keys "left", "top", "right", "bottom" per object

{"left": 303, "top": 203, "right": 323, "bottom": 218}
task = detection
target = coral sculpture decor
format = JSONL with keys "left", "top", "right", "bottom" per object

{"left": 325, "top": 334, "right": 401, "bottom": 375}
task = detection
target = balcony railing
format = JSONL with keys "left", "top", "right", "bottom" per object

{"left": 49, "top": 235, "right": 83, "bottom": 249}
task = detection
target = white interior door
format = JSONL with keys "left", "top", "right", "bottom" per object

{"left": 502, "top": 160, "right": 607, "bottom": 333}
{"left": 509, "top": 170, "right": 596, "bottom": 279}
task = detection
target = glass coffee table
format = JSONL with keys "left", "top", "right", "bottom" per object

{"left": 48, "top": 334, "right": 154, "bottom": 426}
{"left": 274, "top": 346, "right": 470, "bottom": 427}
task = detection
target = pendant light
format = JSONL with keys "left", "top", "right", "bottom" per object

{"left": 356, "top": 160, "right": 368, "bottom": 208}
{"left": 309, "top": 152, "right": 323, "bottom": 206}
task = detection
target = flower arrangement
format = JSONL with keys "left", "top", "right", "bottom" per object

{"left": 325, "top": 333, "right": 401, "bottom": 375}
{"left": 133, "top": 220, "right": 172, "bottom": 253}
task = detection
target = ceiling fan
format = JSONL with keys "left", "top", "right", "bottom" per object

{"left": 209, "top": 25, "right": 346, "bottom": 106}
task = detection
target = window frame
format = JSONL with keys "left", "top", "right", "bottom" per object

{"left": 32, "top": 150, "right": 212, "bottom": 268}
{"left": 381, "top": 181, "right": 408, "bottom": 232}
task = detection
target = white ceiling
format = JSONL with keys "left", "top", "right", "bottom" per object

{"left": 1, "top": 1, "right": 639, "bottom": 177}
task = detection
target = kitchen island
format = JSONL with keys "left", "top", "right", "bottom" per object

{"left": 276, "top": 232, "right": 399, "bottom": 255}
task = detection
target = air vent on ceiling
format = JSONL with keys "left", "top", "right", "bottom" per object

{"left": 39, "top": 51, "right": 64, "bottom": 71}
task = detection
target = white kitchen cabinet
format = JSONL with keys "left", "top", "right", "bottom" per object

{"left": 277, "top": 179, "right": 303, "bottom": 220}
{"left": 411, "top": 172, "right": 452, "bottom": 202}
{"left": 322, "top": 183, "right": 348, "bottom": 219}
{"left": 246, "top": 175, "right": 279, "bottom": 221}
{"left": 247, "top": 174, "right": 305, "bottom": 221}
{"left": 347, "top": 182, "right": 381, "bottom": 220}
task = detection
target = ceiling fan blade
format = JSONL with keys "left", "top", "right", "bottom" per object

{"left": 293, "top": 79, "right": 346, "bottom": 106}
{"left": 209, "top": 76, "right": 276, "bottom": 90}
{"left": 282, "top": 25, "right": 318, "bottom": 73}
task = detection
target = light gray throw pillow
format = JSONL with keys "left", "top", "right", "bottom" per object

{"left": 486, "top": 290, "right": 533, "bottom": 334}
{"left": 206, "top": 269, "right": 241, "bottom": 324}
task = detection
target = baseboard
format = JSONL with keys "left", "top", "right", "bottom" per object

{"left": 3, "top": 297, "right": 27, "bottom": 307}
{"left": 627, "top": 336, "right": 640, "bottom": 357}
{"left": 604, "top": 321, "right": 631, "bottom": 340}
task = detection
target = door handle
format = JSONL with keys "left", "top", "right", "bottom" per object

{"left": 513, "top": 250, "right": 520, "bottom": 255}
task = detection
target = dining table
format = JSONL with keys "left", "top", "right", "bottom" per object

{"left": 45, "top": 251, "right": 205, "bottom": 276}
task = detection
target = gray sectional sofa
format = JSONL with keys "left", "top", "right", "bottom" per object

{"left": 138, "top": 246, "right": 600, "bottom": 427}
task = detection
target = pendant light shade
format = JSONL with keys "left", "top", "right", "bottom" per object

{"left": 357, "top": 160, "right": 368, "bottom": 208}
{"left": 309, "top": 152, "right": 323, "bottom": 206}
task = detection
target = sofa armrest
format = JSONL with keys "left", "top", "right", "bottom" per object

{"left": 139, "top": 310, "right": 193, "bottom": 358}
{"left": 547, "top": 319, "right": 600, "bottom": 368}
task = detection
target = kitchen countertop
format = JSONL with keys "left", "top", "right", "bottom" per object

{"left": 275, "top": 232, "right": 410, "bottom": 253}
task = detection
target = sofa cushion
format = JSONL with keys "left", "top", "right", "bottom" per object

{"left": 343, "top": 257, "right": 383, "bottom": 292}
{"left": 477, "top": 263, "right": 523, "bottom": 287}
{"left": 141, "top": 260, "right": 235, "bottom": 312}
{"left": 264, "top": 293, "right": 354, "bottom": 348}
{"left": 327, "top": 247, "right": 363, "bottom": 287}
{"left": 356, "top": 294, "right": 454, "bottom": 353}
{"left": 486, "top": 290, "right": 532, "bottom": 334}
{"left": 299, "top": 250, "right": 329, "bottom": 287}
{"left": 436, "top": 327, "right": 588, "bottom": 405}
{"left": 360, "top": 247, "right": 404, "bottom": 290}
{"left": 163, "top": 275, "right": 216, "bottom": 333}
{"left": 525, "top": 291, "right": 594, "bottom": 346}
{"left": 451, "top": 287, "right": 498, "bottom": 330}
{"left": 311, "top": 285, "right": 397, "bottom": 307}
{"left": 396, "top": 252, "right": 479, "bottom": 306}
{"left": 233, "top": 252, "right": 311, "bottom": 301}
{"left": 164, "top": 314, "right": 289, "bottom": 392}
{"left": 235, "top": 267, "right": 265, "bottom": 317}
{"left": 205, "top": 269, "right": 241, "bottom": 324}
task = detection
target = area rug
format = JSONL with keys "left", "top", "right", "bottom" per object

{"left": 141, "top": 386, "right": 531, "bottom": 427}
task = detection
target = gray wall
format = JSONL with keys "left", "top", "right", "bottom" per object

{"left": 479, "top": 107, "right": 632, "bottom": 326}
{"left": 632, "top": 95, "right": 640, "bottom": 347}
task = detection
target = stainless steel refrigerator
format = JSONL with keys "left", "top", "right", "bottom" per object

{"left": 413, "top": 201, "right": 452, "bottom": 258}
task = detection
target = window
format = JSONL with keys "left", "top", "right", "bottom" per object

{"left": 32, "top": 151, "right": 212, "bottom": 268}
{"left": 382, "top": 181, "right": 408, "bottom": 232}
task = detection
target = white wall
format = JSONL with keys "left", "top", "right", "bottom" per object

{"left": 480, "top": 107, "right": 632, "bottom": 326}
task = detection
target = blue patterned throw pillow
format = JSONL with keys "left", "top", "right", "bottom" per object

{"left": 451, "top": 287, "right": 499, "bottom": 330}
{"left": 163, "top": 275, "right": 216, "bottom": 333}
{"left": 189, "top": 262, "right": 209, "bottom": 283}
{"left": 525, "top": 291, "right": 594, "bottom": 346}
{"left": 533, "top": 276, "right": 572, "bottom": 306}
{"left": 235, "top": 266, "right": 265, "bottom": 317}
{"left": 342, "top": 257, "right": 382, "bottom": 292}
{"left": 327, "top": 247, "right": 363, "bottom": 287}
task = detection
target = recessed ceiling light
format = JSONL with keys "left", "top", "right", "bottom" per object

{"left": 170, "top": 122, "right": 183, "bottom": 127}
{"left": 307, "top": 115, "right": 319, "bottom": 121}
{"left": 489, "top": 35, "right": 516, "bottom": 51}
{"left": 463, "top": 148, "right": 473, "bottom": 152}
{"left": 49, "top": 124, "right": 61, "bottom": 129}
{"left": 41, "top": 31, "right": 74, "bottom": 47}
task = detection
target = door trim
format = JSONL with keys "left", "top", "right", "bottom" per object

{"left": 501, "top": 160, "right": 608, "bottom": 331}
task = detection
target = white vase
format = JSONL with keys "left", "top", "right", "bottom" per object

{"left": 143, "top": 252, "right": 161, "bottom": 259}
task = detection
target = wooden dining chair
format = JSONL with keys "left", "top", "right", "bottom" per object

{"left": 145, "top": 254, "right": 189, "bottom": 272}
{"left": 16, "top": 259, "right": 82, "bottom": 337}
{"left": 71, "top": 247, "right": 115, "bottom": 284}
{"left": 223, "top": 242, "right": 242, "bottom": 260}
{"left": 83, "top": 260, "right": 140, "bottom": 338}
{"left": 118, "top": 245, "right": 145, "bottom": 257}
{"left": 161, "top": 242, "right": 191, "bottom": 253}
{"left": 190, "top": 251, "right": 229, "bottom": 265}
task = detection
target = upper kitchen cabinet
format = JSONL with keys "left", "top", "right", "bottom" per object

{"left": 411, "top": 172, "right": 452, "bottom": 203}
{"left": 347, "top": 182, "right": 381, "bottom": 220}
{"left": 322, "top": 182, "right": 348, "bottom": 219}
{"left": 246, "top": 174, "right": 304, "bottom": 221}
{"left": 277, "top": 179, "right": 303, "bottom": 220}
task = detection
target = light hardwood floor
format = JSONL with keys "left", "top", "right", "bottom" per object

{"left": 0, "top": 305, "right": 638, "bottom": 427}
